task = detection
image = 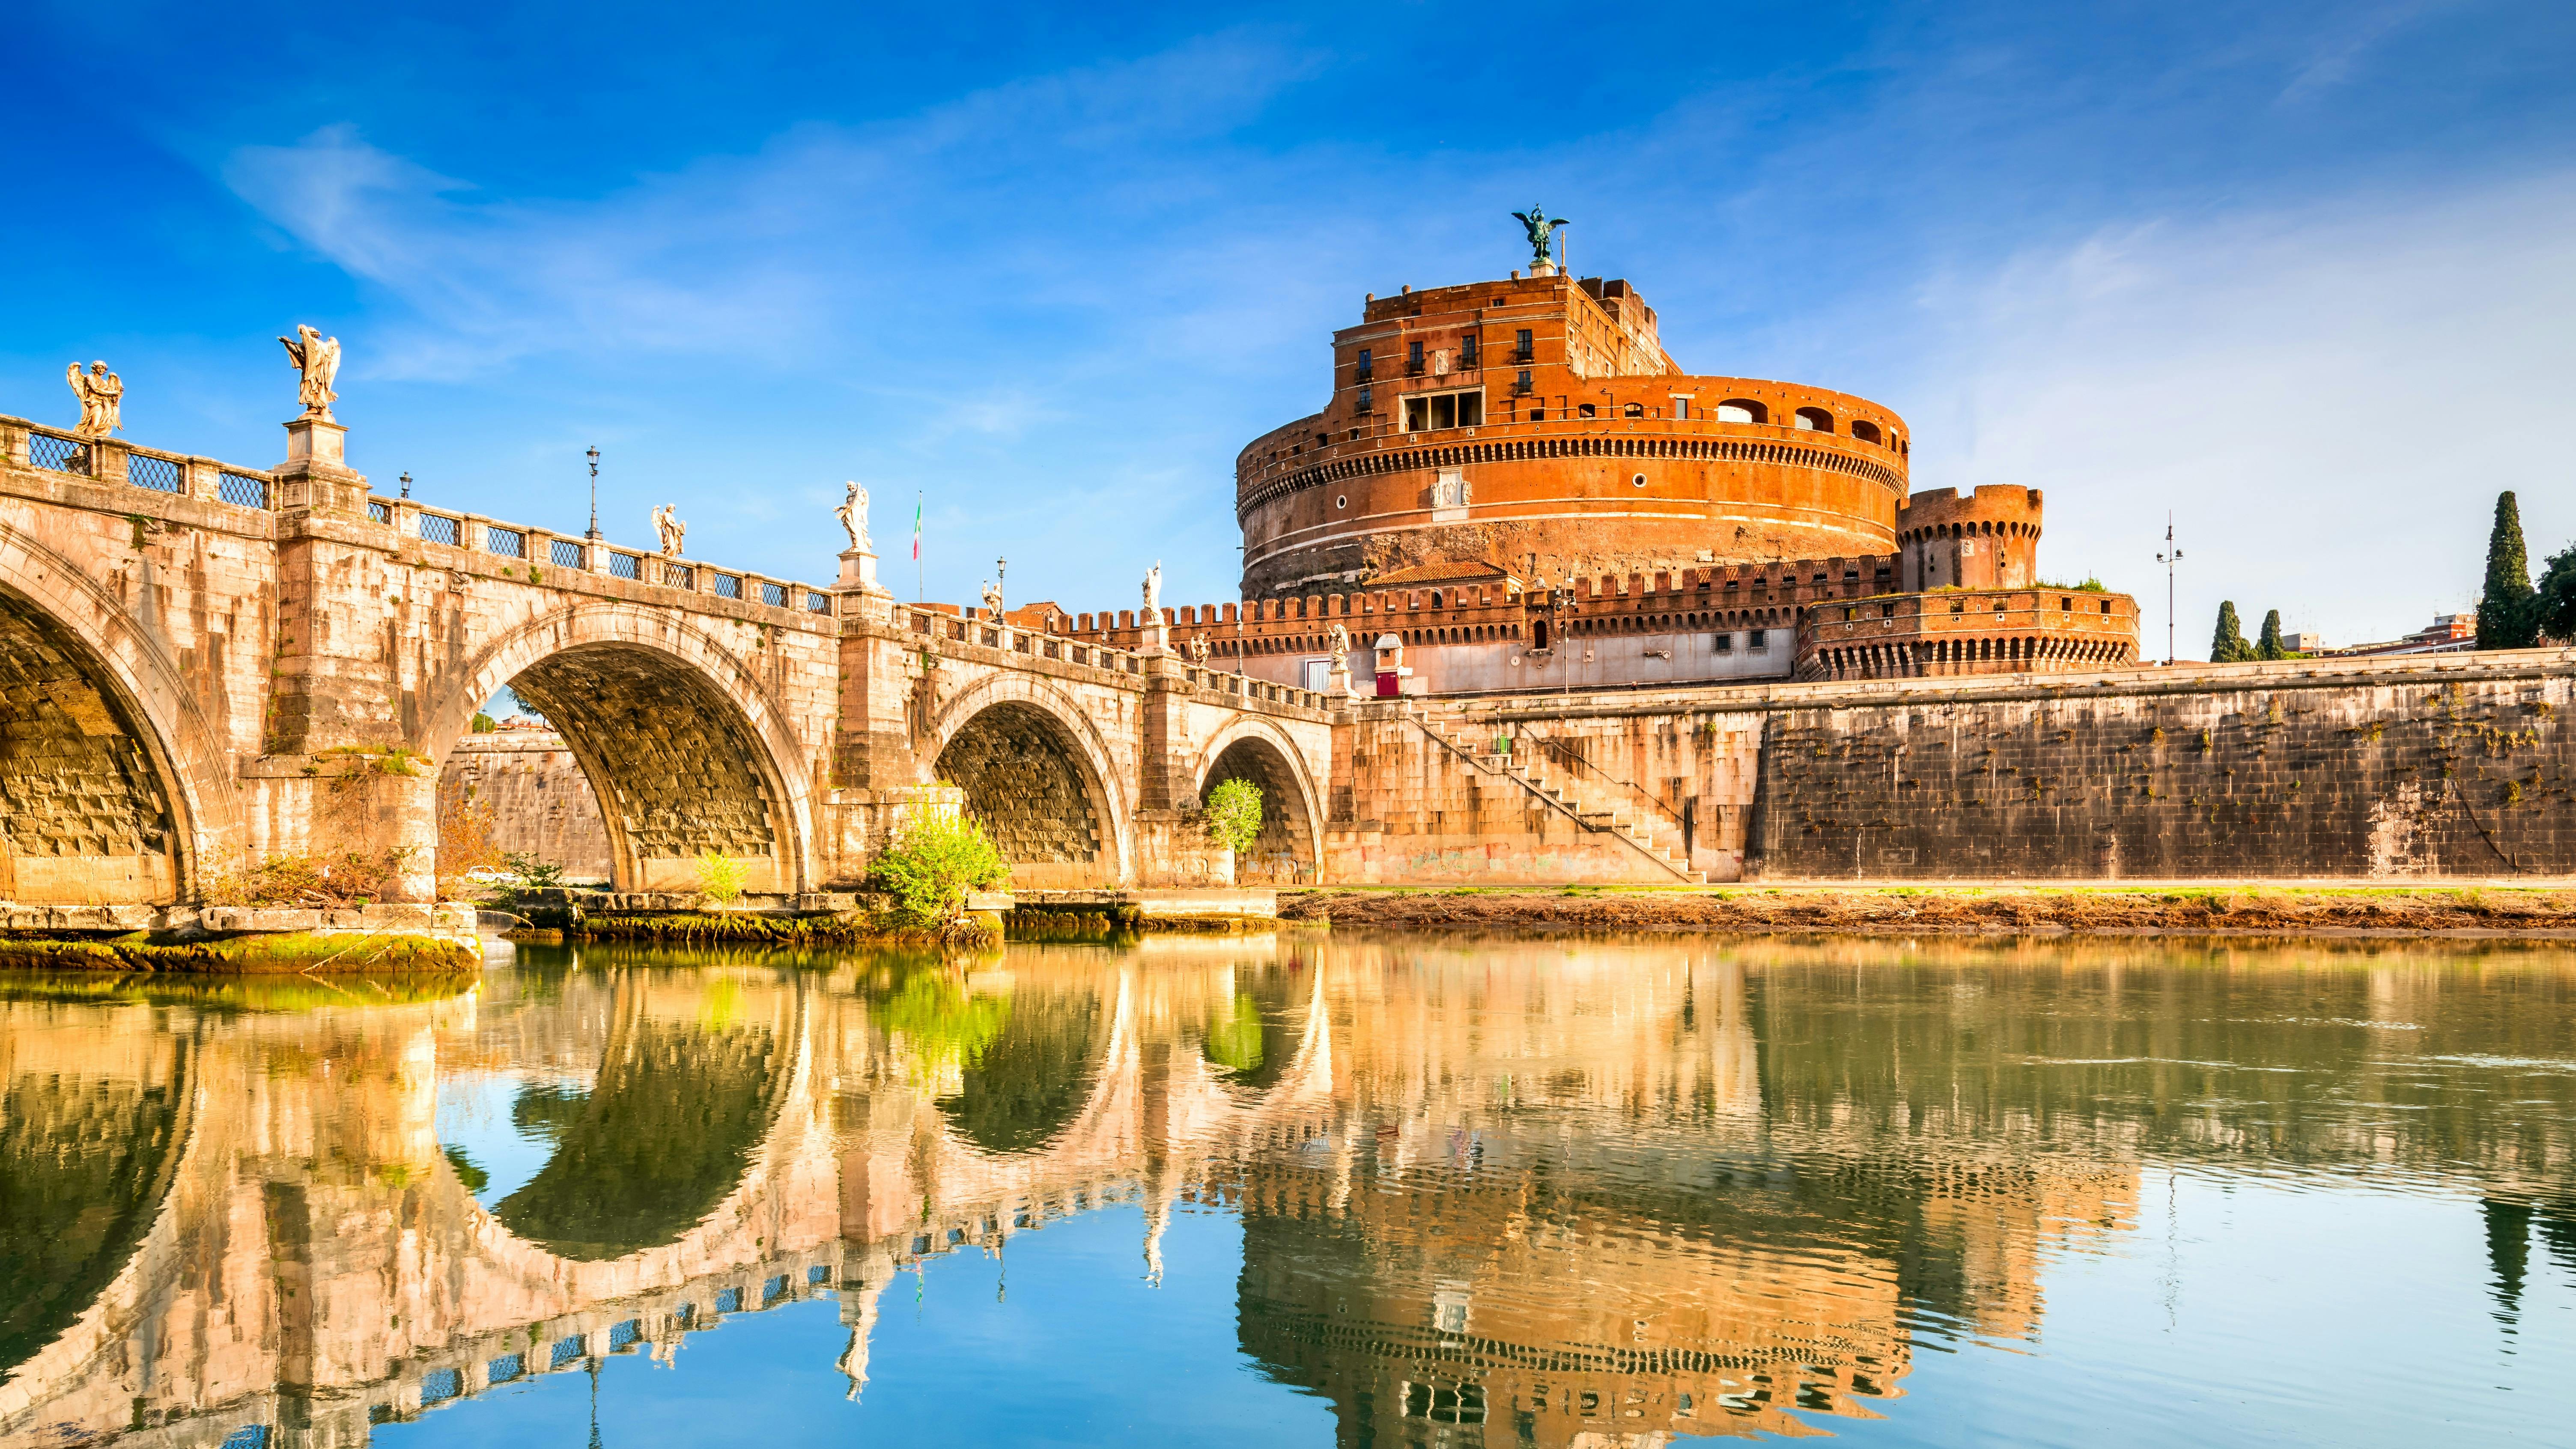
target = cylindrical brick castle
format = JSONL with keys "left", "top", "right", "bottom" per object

{"left": 1236, "top": 270, "right": 1911, "bottom": 597}
{"left": 1896, "top": 486, "right": 2043, "bottom": 593}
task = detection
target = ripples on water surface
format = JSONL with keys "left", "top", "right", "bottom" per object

{"left": 3, "top": 935, "right": 2572, "bottom": 1448}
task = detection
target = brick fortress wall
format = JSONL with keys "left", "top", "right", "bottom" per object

{"left": 1234, "top": 271, "right": 1911, "bottom": 598}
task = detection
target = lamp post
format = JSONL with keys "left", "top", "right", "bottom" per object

{"left": 398, "top": 471, "right": 411, "bottom": 499}
{"left": 585, "top": 447, "right": 602, "bottom": 542}
{"left": 2155, "top": 515, "right": 2182, "bottom": 665}
{"left": 1550, "top": 576, "right": 1581, "bottom": 703}
{"left": 994, "top": 555, "right": 1006, "bottom": 622}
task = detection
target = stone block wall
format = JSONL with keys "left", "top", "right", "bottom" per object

{"left": 1750, "top": 656, "right": 2576, "bottom": 880}
{"left": 440, "top": 731, "right": 613, "bottom": 880}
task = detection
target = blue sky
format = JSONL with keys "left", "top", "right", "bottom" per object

{"left": 9, "top": 1, "right": 2575, "bottom": 648}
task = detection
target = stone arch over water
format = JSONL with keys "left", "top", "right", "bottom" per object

{"left": 425, "top": 606, "right": 813, "bottom": 894}
{"left": 927, "top": 681, "right": 1128, "bottom": 888}
{"left": 0, "top": 522, "right": 239, "bottom": 905}
{"left": 1197, "top": 721, "right": 1322, "bottom": 885}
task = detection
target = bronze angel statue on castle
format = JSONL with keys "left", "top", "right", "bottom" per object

{"left": 1512, "top": 206, "right": 1568, "bottom": 269}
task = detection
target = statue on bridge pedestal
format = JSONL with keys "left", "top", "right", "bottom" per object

{"left": 981, "top": 579, "right": 1004, "bottom": 623}
{"left": 277, "top": 325, "right": 341, "bottom": 420}
{"left": 1328, "top": 621, "right": 1351, "bottom": 669}
{"left": 65, "top": 361, "right": 122, "bottom": 437}
{"left": 1188, "top": 633, "right": 1211, "bottom": 664}
{"left": 651, "top": 504, "right": 687, "bottom": 556}
{"left": 835, "top": 480, "right": 871, "bottom": 552}
{"left": 1142, "top": 562, "right": 1162, "bottom": 615}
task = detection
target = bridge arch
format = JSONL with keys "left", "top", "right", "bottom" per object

{"left": 1195, "top": 718, "right": 1323, "bottom": 885}
{"left": 924, "top": 674, "right": 1131, "bottom": 889}
{"left": 423, "top": 604, "right": 814, "bottom": 894}
{"left": 0, "top": 520, "right": 239, "bottom": 903}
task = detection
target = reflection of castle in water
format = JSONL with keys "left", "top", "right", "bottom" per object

{"left": 3, "top": 940, "right": 2573, "bottom": 1448}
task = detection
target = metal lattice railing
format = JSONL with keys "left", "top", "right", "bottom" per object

{"left": 550, "top": 538, "right": 584, "bottom": 568}
{"left": 220, "top": 472, "right": 270, "bottom": 509}
{"left": 713, "top": 573, "right": 741, "bottom": 600}
{"left": 29, "top": 432, "right": 83, "bottom": 473}
{"left": 367, "top": 498, "right": 391, "bottom": 523}
{"left": 609, "top": 552, "right": 640, "bottom": 580}
{"left": 806, "top": 590, "right": 831, "bottom": 614}
{"left": 761, "top": 581, "right": 788, "bottom": 607}
{"left": 126, "top": 453, "right": 184, "bottom": 493}
{"left": 664, "top": 563, "right": 694, "bottom": 590}
{"left": 417, "top": 513, "right": 460, "bottom": 546}
{"left": 485, "top": 525, "right": 525, "bottom": 558}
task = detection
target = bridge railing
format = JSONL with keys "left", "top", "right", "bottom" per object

{"left": 3, "top": 416, "right": 839, "bottom": 618}
{"left": 373, "top": 503, "right": 837, "bottom": 618}
{"left": 6, "top": 416, "right": 279, "bottom": 508}
{"left": 901, "top": 605, "right": 1332, "bottom": 711}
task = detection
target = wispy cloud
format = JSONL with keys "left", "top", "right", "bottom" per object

{"left": 1906, "top": 173, "right": 2576, "bottom": 648}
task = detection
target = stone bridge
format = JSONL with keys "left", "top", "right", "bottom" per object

{"left": 0, "top": 410, "right": 1334, "bottom": 903}
{"left": 0, "top": 942, "right": 1342, "bottom": 1447}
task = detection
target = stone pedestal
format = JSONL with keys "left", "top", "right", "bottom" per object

{"left": 1329, "top": 660, "right": 1357, "bottom": 698}
{"left": 838, "top": 547, "right": 879, "bottom": 588}
{"left": 273, "top": 416, "right": 367, "bottom": 515}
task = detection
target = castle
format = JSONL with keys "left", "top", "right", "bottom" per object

{"left": 1048, "top": 248, "right": 2139, "bottom": 692}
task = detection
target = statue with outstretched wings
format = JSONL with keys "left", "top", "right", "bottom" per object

{"left": 1511, "top": 206, "right": 1567, "bottom": 268}
{"left": 277, "top": 325, "right": 341, "bottom": 419}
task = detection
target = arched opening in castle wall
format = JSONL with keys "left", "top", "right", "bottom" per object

{"left": 933, "top": 702, "right": 1115, "bottom": 890}
{"left": 0, "top": 590, "right": 182, "bottom": 904}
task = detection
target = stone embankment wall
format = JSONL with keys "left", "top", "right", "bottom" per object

{"left": 1328, "top": 650, "right": 2576, "bottom": 884}
{"left": 440, "top": 731, "right": 613, "bottom": 880}
{"left": 1750, "top": 653, "right": 2574, "bottom": 880}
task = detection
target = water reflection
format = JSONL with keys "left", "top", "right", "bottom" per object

{"left": 0, "top": 937, "right": 2570, "bottom": 1448}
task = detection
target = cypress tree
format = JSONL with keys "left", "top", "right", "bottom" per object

{"left": 2210, "top": 601, "right": 2249, "bottom": 663}
{"left": 2257, "top": 609, "right": 2286, "bottom": 660}
{"left": 2479, "top": 491, "right": 2537, "bottom": 648}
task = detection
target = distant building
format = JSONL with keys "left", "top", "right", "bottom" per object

{"left": 2332, "top": 612, "right": 2480, "bottom": 658}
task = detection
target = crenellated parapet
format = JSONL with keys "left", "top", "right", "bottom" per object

{"left": 1896, "top": 485, "right": 2043, "bottom": 593}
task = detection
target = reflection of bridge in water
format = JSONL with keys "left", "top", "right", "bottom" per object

{"left": 3, "top": 938, "right": 2573, "bottom": 1448}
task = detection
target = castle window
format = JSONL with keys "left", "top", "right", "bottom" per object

{"left": 1514, "top": 369, "right": 1533, "bottom": 396}
{"left": 2061, "top": 597, "right": 2072, "bottom": 610}
{"left": 1355, "top": 348, "right": 1373, "bottom": 382}
{"left": 1717, "top": 398, "right": 1768, "bottom": 424}
{"left": 1794, "top": 406, "right": 1834, "bottom": 432}
{"left": 1578, "top": 402, "right": 1596, "bottom": 418}
{"left": 1748, "top": 629, "right": 1768, "bottom": 651}
{"left": 1407, "top": 340, "right": 1425, "bottom": 374}
{"left": 1631, "top": 472, "right": 1647, "bottom": 487}
{"left": 1623, "top": 402, "right": 1644, "bottom": 418}
{"left": 1882, "top": 602, "right": 1896, "bottom": 618}
{"left": 1713, "top": 632, "right": 1733, "bottom": 652}
{"left": 2102, "top": 600, "right": 2114, "bottom": 614}
{"left": 1515, "top": 328, "right": 1533, "bottom": 361}
{"left": 1335, "top": 495, "right": 1347, "bottom": 509}
{"left": 1852, "top": 420, "right": 1884, "bottom": 444}
{"left": 1401, "top": 389, "right": 1484, "bottom": 432}
{"left": 1461, "top": 334, "right": 1479, "bottom": 366}
{"left": 1672, "top": 397, "right": 1691, "bottom": 420}
{"left": 1356, "top": 385, "right": 1373, "bottom": 414}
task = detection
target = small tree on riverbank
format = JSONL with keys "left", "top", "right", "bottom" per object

{"left": 1205, "top": 777, "right": 1263, "bottom": 856}
{"left": 868, "top": 809, "right": 1009, "bottom": 927}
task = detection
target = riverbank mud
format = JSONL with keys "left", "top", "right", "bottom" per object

{"left": 1279, "top": 886, "right": 2576, "bottom": 935}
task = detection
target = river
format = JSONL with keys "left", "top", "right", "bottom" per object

{"left": 3, "top": 933, "right": 2571, "bottom": 1447}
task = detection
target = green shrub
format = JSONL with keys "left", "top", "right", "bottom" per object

{"left": 471, "top": 712, "right": 497, "bottom": 733}
{"left": 1204, "top": 777, "right": 1263, "bottom": 854}
{"left": 695, "top": 850, "right": 749, "bottom": 908}
{"left": 868, "top": 811, "right": 1009, "bottom": 925}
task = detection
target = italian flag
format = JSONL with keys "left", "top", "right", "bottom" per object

{"left": 912, "top": 495, "right": 921, "bottom": 561}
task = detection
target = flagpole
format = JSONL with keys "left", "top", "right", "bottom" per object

{"left": 914, "top": 489, "right": 924, "bottom": 604}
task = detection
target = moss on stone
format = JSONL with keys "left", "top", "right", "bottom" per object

{"left": 565, "top": 911, "right": 999, "bottom": 947}
{"left": 0, "top": 931, "right": 478, "bottom": 974}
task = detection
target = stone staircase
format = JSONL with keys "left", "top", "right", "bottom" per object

{"left": 1397, "top": 705, "right": 1705, "bottom": 883}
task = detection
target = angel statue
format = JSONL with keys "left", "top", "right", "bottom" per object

{"left": 65, "top": 361, "right": 123, "bottom": 436}
{"left": 1328, "top": 621, "right": 1351, "bottom": 668}
{"left": 1511, "top": 206, "right": 1568, "bottom": 269}
{"left": 277, "top": 325, "right": 342, "bottom": 419}
{"left": 1187, "top": 633, "right": 1211, "bottom": 664}
{"left": 981, "top": 579, "right": 1004, "bottom": 623}
{"left": 651, "top": 504, "right": 687, "bottom": 556}
{"left": 835, "top": 480, "right": 871, "bottom": 552}
{"left": 1142, "top": 561, "right": 1162, "bottom": 614}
